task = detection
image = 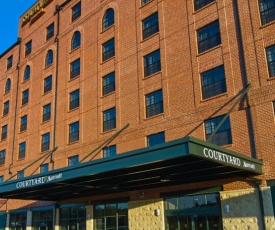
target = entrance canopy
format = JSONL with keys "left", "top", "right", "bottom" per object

{"left": 0, "top": 137, "right": 262, "bottom": 201}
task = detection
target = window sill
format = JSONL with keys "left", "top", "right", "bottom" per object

{"left": 69, "top": 75, "right": 80, "bottom": 82}
{"left": 140, "top": 0, "right": 153, "bottom": 9}
{"left": 200, "top": 92, "right": 228, "bottom": 103}
{"left": 267, "top": 76, "right": 275, "bottom": 81}
{"left": 101, "top": 91, "right": 115, "bottom": 98}
{"left": 143, "top": 70, "right": 161, "bottom": 79}
{"left": 101, "top": 25, "right": 114, "bottom": 34}
{"left": 101, "top": 56, "right": 115, "bottom": 65}
{"left": 22, "top": 78, "right": 30, "bottom": 84}
{"left": 259, "top": 20, "right": 275, "bottom": 29}
{"left": 193, "top": 1, "right": 216, "bottom": 14}
{"left": 19, "top": 130, "right": 27, "bottom": 134}
{"left": 144, "top": 113, "right": 164, "bottom": 121}
{"left": 197, "top": 44, "right": 221, "bottom": 57}
{"left": 141, "top": 32, "right": 159, "bottom": 43}
{"left": 70, "top": 46, "right": 80, "bottom": 54}
{"left": 68, "top": 140, "right": 79, "bottom": 145}
{"left": 43, "top": 90, "right": 52, "bottom": 96}
{"left": 44, "top": 63, "right": 53, "bottom": 70}
{"left": 68, "top": 107, "right": 80, "bottom": 113}
{"left": 102, "top": 128, "right": 116, "bottom": 134}
{"left": 41, "top": 119, "right": 50, "bottom": 124}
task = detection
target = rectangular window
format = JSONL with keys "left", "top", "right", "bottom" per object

{"left": 142, "top": 12, "right": 159, "bottom": 39}
{"left": 102, "top": 72, "right": 115, "bottom": 96}
{"left": 70, "top": 58, "right": 80, "bottom": 79}
{"left": 17, "top": 170, "right": 24, "bottom": 179}
{"left": 266, "top": 45, "right": 275, "bottom": 77}
{"left": 201, "top": 65, "right": 226, "bottom": 99}
{"left": 3, "top": 101, "right": 9, "bottom": 116}
{"left": 197, "top": 20, "right": 221, "bottom": 53}
{"left": 22, "top": 89, "right": 29, "bottom": 105}
{"left": 0, "top": 150, "right": 6, "bottom": 165}
{"left": 147, "top": 131, "right": 165, "bottom": 146}
{"left": 72, "top": 1, "right": 81, "bottom": 22}
{"left": 205, "top": 115, "right": 232, "bottom": 146}
{"left": 70, "top": 89, "right": 80, "bottom": 110}
{"left": 60, "top": 206, "right": 86, "bottom": 229}
{"left": 102, "top": 38, "right": 115, "bottom": 61}
{"left": 194, "top": 0, "right": 214, "bottom": 11}
{"left": 103, "top": 145, "right": 116, "bottom": 158}
{"left": 46, "top": 23, "right": 54, "bottom": 40}
{"left": 69, "top": 121, "right": 79, "bottom": 143}
{"left": 146, "top": 89, "right": 164, "bottom": 117}
{"left": 10, "top": 212, "right": 27, "bottom": 229}
{"left": 1, "top": 125, "right": 7, "bottom": 140}
{"left": 44, "top": 75, "right": 52, "bottom": 93}
{"left": 259, "top": 0, "right": 275, "bottom": 25}
{"left": 41, "top": 132, "right": 50, "bottom": 152}
{"left": 144, "top": 49, "right": 161, "bottom": 77}
{"left": 68, "top": 155, "right": 79, "bottom": 166}
{"left": 40, "top": 163, "right": 49, "bottom": 173}
{"left": 33, "top": 209, "right": 53, "bottom": 228}
{"left": 103, "top": 107, "right": 116, "bottom": 132}
{"left": 43, "top": 103, "right": 51, "bottom": 122}
{"left": 19, "top": 142, "right": 26, "bottom": 159}
{"left": 0, "top": 176, "right": 3, "bottom": 183}
{"left": 7, "top": 55, "right": 13, "bottom": 70}
{"left": 20, "top": 115, "right": 28, "bottom": 132}
{"left": 25, "top": 40, "right": 32, "bottom": 56}
{"left": 94, "top": 202, "right": 128, "bottom": 230}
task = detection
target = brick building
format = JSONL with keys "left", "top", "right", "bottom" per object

{"left": 0, "top": 0, "right": 275, "bottom": 229}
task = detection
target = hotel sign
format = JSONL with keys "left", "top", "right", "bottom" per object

{"left": 22, "top": 0, "right": 53, "bottom": 24}
{"left": 16, "top": 173, "right": 62, "bottom": 189}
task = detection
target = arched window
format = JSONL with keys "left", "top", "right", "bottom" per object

{"left": 45, "top": 50, "right": 53, "bottom": 67}
{"left": 102, "top": 8, "right": 114, "bottom": 31}
{"left": 71, "top": 31, "right": 81, "bottom": 50}
{"left": 5, "top": 79, "right": 11, "bottom": 93}
{"left": 24, "top": 65, "right": 30, "bottom": 81}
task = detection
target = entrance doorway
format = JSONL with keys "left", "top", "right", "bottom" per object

{"left": 165, "top": 192, "right": 222, "bottom": 230}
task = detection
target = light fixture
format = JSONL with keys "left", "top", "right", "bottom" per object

{"left": 154, "top": 208, "right": 161, "bottom": 216}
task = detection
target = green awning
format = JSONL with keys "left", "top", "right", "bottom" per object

{"left": 0, "top": 136, "right": 262, "bottom": 201}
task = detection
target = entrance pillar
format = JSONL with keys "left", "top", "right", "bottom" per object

{"left": 26, "top": 210, "right": 32, "bottom": 230}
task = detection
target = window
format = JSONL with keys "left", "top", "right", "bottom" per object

{"left": 69, "top": 121, "right": 79, "bottom": 143}
{"left": 72, "top": 1, "right": 81, "bottom": 22}
{"left": 7, "top": 55, "right": 13, "bottom": 70}
{"left": 259, "top": 0, "right": 275, "bottom": 25}
{"left": 33, "top": 209, "right": 53, "bottom": 229}
{"left": 103, "top": 107, "right": 116, "bottom": 132}
{"left": 46, "top": 23, "right": 54, "bottom": 40}
{"left": 94, "top": 202, "right": 128, "bottom": 230}
{"left": 41, "top": 133, "right": 50, "bottom": 152}
{"left": 20, "top": 115, "right": 28, "bottom": 132}
{"left": 205, "top": 115, "right": 232, "bottom": 146}
{"left": 147, "top": 131, "right": 165, "bottom": 146}
{"left": 68, "top": 155, "right": 79, "bottom": 166}
{"left": 71, "top": 31, "right": 81, "bottom": 50}
{"left": 19, "top": 142, "right": 26, "bottom": 159}
{"left": 194, "top": 0, "right": 214, "bottom": 11}
{"left": 142, "top": 0, "right": 151, "bottom": 5}
{"left": 103, "top": 145, "right": 116, "bottom": 158}
{"left": 1, "top": 125, "right": 7, "bottom": 140}
{"left": 22, "top": 89, "right": 29, "bottom": 105}
{"left": 45, "top": 50, "right": 53, "bottom": 67}
{"left": 70, "top": 89, "right": 80, "bottom": 110}
{"left": 266, "top": 45, "right": 275, "bottom": 77}
{"left": 24, "top": 65, "right": 31, "bottom": 81}
{"left": 145, "top": 89, "right": 163, "bottom": 117}
{"left": 102, "top": 72, "right": 115, "bottom": 95}
{"left": 5, "top": 79, "right": 11, "bottom": 93}
{"left": 60, "top": 206, "right": 86, "bottom": 230}
{"left": 42, "top": 103, "right": 51, "bottom": 122}
{"left": 44, "top": 75, "right": 52, "bottom": 93}
{"left": 102, "top": 8, "right": 114, "bottom": 30}
{"left": 142, "top": 12, "right": 159, "bottom": 39}
{"left": 25, "top": 40, "right": 32, "bottom": 56}
{"left": 102, "top": 38, "right": 115, "bottom": 61}
{"left": 197, "top": 20, "right": 221, "bottom": 53}
{"left": 201, "top": 65, "right": 226, "bottom": 99}
{"left": 0, "top": 150, "right": 5, "bottom": 165}
{"left": 10, "top": 212, "right": 27, "bottom": 229}
{"left": 144, "top": 49, "right": 161, "bottom": 77}
{"left": 3, "top": 101, "right": 9, "bottom": 116}
{"left": 40, "top": 163, "right": 49, "bottom": 173}
{"left": 70, "top": 58, "right": 80, "bottom": 79}
{"left": 0, "top": 176, "right": 3, "bottom": 183}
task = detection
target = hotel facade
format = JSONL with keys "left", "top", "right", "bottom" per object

{"left": 0, "top": 0, "right": 275, "bottom": 229}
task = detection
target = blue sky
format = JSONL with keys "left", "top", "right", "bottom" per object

{"left": 0, "top": 0, "right": 37, "bottom": 54}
